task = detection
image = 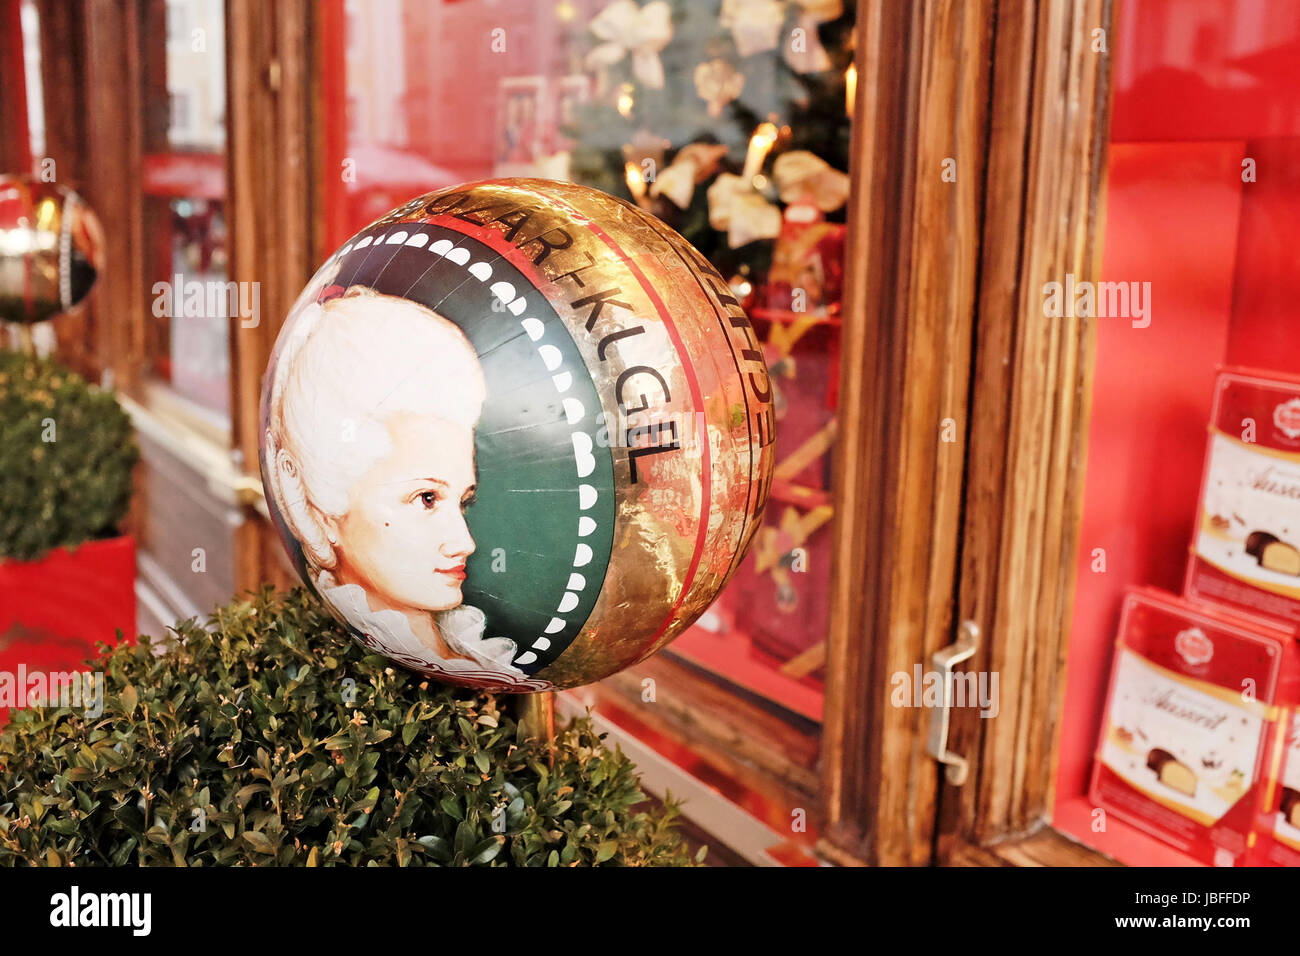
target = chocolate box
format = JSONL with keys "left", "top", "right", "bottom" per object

{"left": 1186, "top": 367, "right": 1300, "bottom": 632}
{"left": 1251, "top": 709, "right": 1300, "bottom": 865}
{"left": 1090, "top": 587, "right": 1290, "bottom": 866}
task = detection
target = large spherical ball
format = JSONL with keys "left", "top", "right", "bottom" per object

{"left": 260, "top": 179, "right": 776, "bottom": 691}
{"left": 0, "top": 176, "right": 104, "bottom": 324}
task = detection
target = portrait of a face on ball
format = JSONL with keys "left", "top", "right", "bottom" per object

{"left": 260, "top": 179, "right": 776, "bottom": 692}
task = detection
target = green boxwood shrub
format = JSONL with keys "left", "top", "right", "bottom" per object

{"left": 0, "top": 587, "right": 699, "bottom": 866}
{"left": 0, "top": 349, "right": 138, "bottom": 561}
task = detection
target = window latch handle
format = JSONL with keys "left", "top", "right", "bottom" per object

{"left": 926, "top": 620, "right": 980, "bottom": 786}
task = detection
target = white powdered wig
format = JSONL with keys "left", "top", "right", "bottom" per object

{"left": 265, "top": 285, "right": 486, "bottom": 569}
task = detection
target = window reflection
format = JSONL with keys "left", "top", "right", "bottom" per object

{"left": 143, "top": 0, "right": 230, "bottom": 420}
{"left": 332, "top": 0, "right": 856, "bottom": 722}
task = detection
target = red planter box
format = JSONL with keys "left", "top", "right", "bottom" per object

{"left": 0, "top": 536, "right": 136, "bottom": 725}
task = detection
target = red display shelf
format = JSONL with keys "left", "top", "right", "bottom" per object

{"left": 565, "top": 689, "right": 823, "bottom": 864}
{"left": 1055, "top": 796, "right": 1211, "bottom": 868}
{"left": 670, "top": 600, "right": 824, "bottom": 723}
{"left": 1052, "top": 0, "right": 1300, "bottom": 867}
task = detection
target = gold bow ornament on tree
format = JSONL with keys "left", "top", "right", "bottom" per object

{"left": 786, "top": 0, "right": 843, "bottom": 73}
{"left": 586, "top": 0, "right": 674, "bottom": 90}
{"left": 706, "top": 147, "right": 849, "bottom": 250}
{"left": 650, "top": 142, "right": 730, "bottom": 209}
{"left": 720, "top": 0, "right": 843, "bottom": 73}
{"left": 707, "top": 174, "right": 783, "bottom": 248}
{"left": 693, "top": 58, "right": 746, "bottom": 117}
{"left": 705, "top": 122, "right": 783, "bottom": 248}
{"left": 720, "top": 0, "right": 787, "bottom": 58}
{"left": 772, "top": 150, "right": 850, "bottom": 211}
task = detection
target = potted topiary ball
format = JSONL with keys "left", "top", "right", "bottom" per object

{"left": 0, "top": 348, "right": 139, "bottom": 722}
{"left": 0, "top": 587, "right": 701, "bottom": 866}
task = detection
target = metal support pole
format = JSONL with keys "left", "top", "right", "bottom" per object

{"left": 515, "top": 690, "right": 556, "bottom": 753}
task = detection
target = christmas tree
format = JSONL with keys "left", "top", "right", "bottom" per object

{"left": 566, "top": 0, "right": 856, "bottom": 286}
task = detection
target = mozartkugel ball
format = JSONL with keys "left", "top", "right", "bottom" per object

{"left": 0, "top": 176, "right": 104, "bottom": 324}
{"left": 260, "top": 179, "right": 776, "bottom": 691}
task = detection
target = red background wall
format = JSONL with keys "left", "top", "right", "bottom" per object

{"left": 1054, "top": 0, "right": 1300, "bottom": 863}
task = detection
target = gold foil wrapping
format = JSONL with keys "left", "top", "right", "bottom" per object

{"left": 300, "top": 179, "right": 776, "bottom": 689}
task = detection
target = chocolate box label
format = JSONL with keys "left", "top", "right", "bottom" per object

{"left": 1099, "top": 648, "right": 1264, "bottom": 825}
{"left": 1188, "top": 369, "right": 1300, "bottom": 628}
{"left": 1090, "top": 587, "right": 1286, "bottom": 863}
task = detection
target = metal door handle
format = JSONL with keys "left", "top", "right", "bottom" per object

{"left": 926, "top": 620, "right": 980, "bottom": 786}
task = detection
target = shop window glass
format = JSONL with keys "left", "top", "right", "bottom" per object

{"left": 1056, "top": 0, "right": 1300, "bottom": 867}
{"left": 325, "top": 0, "right": 855, "bottom": 748}
{"left": 20, "top": 0, "right": 44, "bottom": 161}
{"left": 142, "top": 0, "right": 230, "bottom": 422}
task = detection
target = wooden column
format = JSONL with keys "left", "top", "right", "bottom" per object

{"left": 224, "top": 0, "right": 318, "bottom": 593}
{"left": 818, "top": 0, "right": 1113, "bottom": 866}
{"left": 819, "top": 0, "right": 993, "bottom": 866}
{"left": 34, "top": 0, "right": 97, "bottom": 376}
{"left": 82, "top": 0, "right": 147, "bottom": 391}
{"left": 34, "top": 0, "right": 88, "bottom": 187}
{"left": 0, "top": 0, "right": 32, "bottom": 176}
{"left": 939, "top": 0, "right": 1112, "bottom": 855}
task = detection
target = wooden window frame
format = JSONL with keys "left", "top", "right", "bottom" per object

{"left": 223, "top": 0, "right": 318, "bottom": 594}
